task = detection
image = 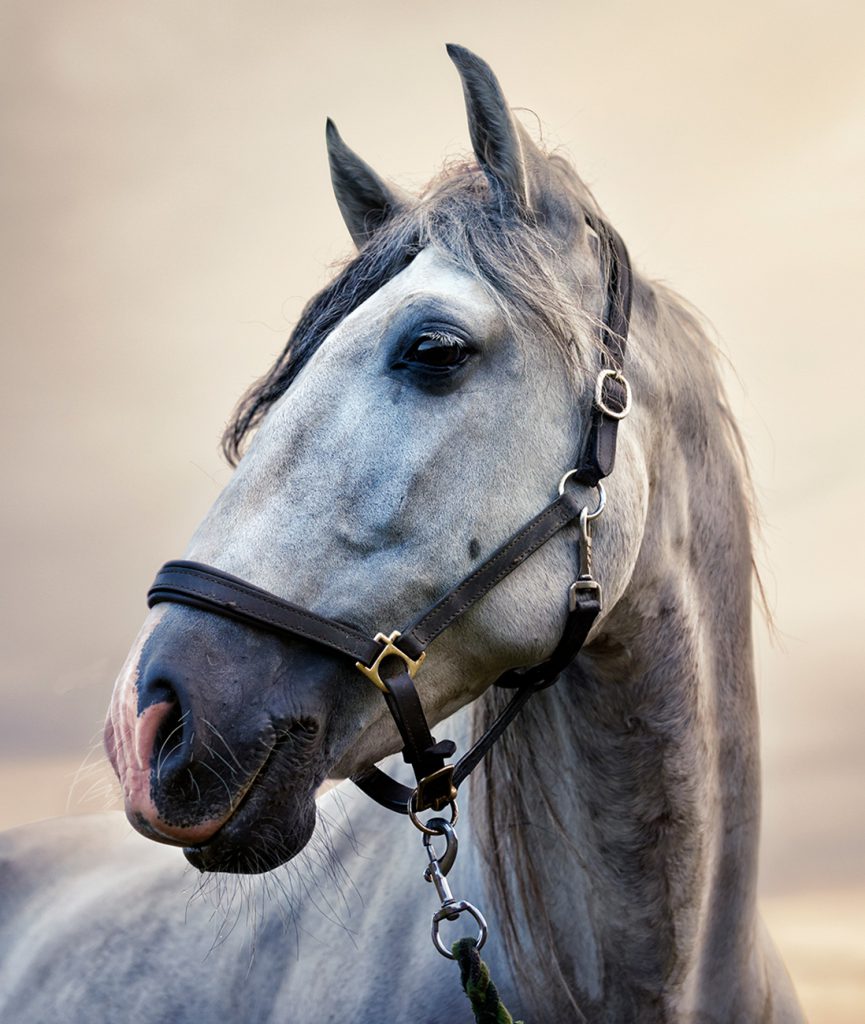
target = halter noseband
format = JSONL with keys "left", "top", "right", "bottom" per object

{"left": 147, "top": 212, "right": 633, "bottom": 820}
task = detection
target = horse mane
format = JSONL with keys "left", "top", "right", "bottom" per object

{"left": 469, "top": 273, "right": 760, "bottom": 1008}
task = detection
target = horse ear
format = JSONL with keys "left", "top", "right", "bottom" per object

{"left": 325, "top": 118, "right": 410, "bottom": 248}
{"left": 446, "top": 43, "right": 537, "bottom": 213}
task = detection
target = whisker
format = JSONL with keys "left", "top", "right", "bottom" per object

{"left": 196, "top": 759, "right": 234, "bottom": 807}
{"left": 156, "top": 710, "right": 191, "bottom": 781}
{"left": 201, "top": 718, "right": 245, "bottom": 773}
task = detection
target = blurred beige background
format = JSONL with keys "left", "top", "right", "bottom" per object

{"left": 1, "top": 1, "right": 863, "bottom": 1018}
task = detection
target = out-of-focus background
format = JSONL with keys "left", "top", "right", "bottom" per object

{"left": 1, "top": 1, "right": 863, "bottom": 1018}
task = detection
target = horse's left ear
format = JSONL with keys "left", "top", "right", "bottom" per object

{"left": 447, "top": 43, "right": 542, "bottom": 215}
{"left": 325, "top": 119, "right": 411, "bottom": 248}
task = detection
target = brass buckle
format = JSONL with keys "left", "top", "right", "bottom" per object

{"left": 356, "top": 630, "right": 426, "bottom": 693}
{"left": 414, "top": 765, "right": 458, "bottom": 814}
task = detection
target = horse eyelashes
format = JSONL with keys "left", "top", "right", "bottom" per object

{"left": 405, "top": 332, "right": 471, "bottom": 369}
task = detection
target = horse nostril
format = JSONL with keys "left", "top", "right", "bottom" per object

{"left": 151, "top": 695, "right": 186, "bottom": 776}
{"left": 139, "top": 673, "right": 192, "bottom": 780}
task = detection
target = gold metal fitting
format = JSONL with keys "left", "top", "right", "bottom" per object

{"left": 356, "top": 630, "right": 426, "bottom": 693}
{"left": 414, "top": 765, "right": 458, "bottom": 813}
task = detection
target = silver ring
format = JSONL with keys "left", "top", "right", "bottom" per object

{"left": 431, "top": 901, "right": 488, "bottom": 959}
{"left": 594, "top": 368, "right": 632, "bottom": 419}
{"left": 557, "top": 476, "right": 606, "bottom": 521}
{"left": 408, "top": 795, "right": 459, "bottom": 835}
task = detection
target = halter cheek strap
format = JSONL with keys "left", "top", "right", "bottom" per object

{"left": 576, "top": 212, "right": 633, "bottom": 486}
{"left": 146, "top": 212, "right": 633, "bottom": 818}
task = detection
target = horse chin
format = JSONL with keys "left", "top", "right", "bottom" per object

{"left": 182, "top": 775, "right": 320, "bottom": 874}
{"left": 179, "top": 725, "right": 326, "bottom": 874}
{"left": 183, "top": 807, "right": 317, "bottom": 874}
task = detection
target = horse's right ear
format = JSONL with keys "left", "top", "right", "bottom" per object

{"left": 445, "top": 44, "right": 580, "bottom": 240}
{"left": 446, "top": 43, "right": 533, "bottom": 213}
{"left": 325, "top": 119, "right": 410, "bottom": 248}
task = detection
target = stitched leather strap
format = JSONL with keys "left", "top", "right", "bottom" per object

{"left": 399, "top": 489, "right": 583, "bottom": 657}
{"left": 148, "top": 561, "right": 383, "bottom": 666}
{"left": 352, "top": 685, "right": 538, "bottom": 813}
{"left": 353, "top": 683, "right": 568, "bottom": 813}
{"left": 351, "top": 765, "right": 417, "bottom": 813}
{"left": 494, "top": 583, "right": 601, "bottom": 690}
{"left": 148, "top": 489, "right": 585, "bottom": 670}
{"left": 356, "top": 663, "right": 459, "bottom": 813}
{"left": 352, "top": 584, "right": 601, "bottom": 813}
{"left": 575, "top": 214, "right": 633, "bottom": 486}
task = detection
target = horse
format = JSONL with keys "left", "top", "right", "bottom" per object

{"left": 0, "top": 45, "right": 805, "bottom": 1023}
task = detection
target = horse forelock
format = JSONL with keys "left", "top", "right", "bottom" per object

{"left": 222, "top": 150, "right": 621, "bottom": 466}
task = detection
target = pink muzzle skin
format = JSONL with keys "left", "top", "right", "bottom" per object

{"left": 104, "top": 615, "right": 230, "bottom": 847}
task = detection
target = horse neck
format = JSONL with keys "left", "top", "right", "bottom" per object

{"left": 473, "top": 322, "right": 765, "bottom": 1020}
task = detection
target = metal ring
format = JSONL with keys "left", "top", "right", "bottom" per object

{"left": 431, "top": 901, "right": 488, "bottom": 959}
{"left": 557, "top": 475, "right": 606, "bottom": 521}
{"left": 594, "top": 368, "right": 632, "bottom": 419}
{"left": 408, "top": 795, "right": 459, "bottom": 835}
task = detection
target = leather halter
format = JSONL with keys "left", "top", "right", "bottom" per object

{"left": 147, "top": 212, "right": 633, "bottom": 818}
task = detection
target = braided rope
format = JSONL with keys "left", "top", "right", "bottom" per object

{"left": 452, "top": 938, "right": 524, "bottom": 1024}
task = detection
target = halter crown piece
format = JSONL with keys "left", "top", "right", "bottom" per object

{"left": 147, "top": 212, "right": 633, "bottom": 822}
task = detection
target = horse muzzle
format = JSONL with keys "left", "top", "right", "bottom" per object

{"left": 104, "top": 603, "right": 336, "bottom": 872}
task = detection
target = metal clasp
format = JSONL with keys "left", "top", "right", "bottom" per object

{"left": 569, "top": 502, "right": 603, "bottom": 612}
{"left": 422, "top": 820, "right": 488, "bottom": 960}
{"left": 555, "top": 477, "right": 605, "bottom": 612}
{"left": 423, "top": 818, "right": 459, "bottom": 879}
{"left": 355, "top": 630, "right": 426, "bottom": 693}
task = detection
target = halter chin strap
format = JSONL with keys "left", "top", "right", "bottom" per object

{"left": 146, "top": 212, "right": 633, "bottom": 818}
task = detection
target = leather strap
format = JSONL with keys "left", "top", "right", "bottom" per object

{"left": 148, "top": 490, "right": 585, "bottom": 670}
{"left": 400, "top": 489, "right": 583, "bottom": 656}
{"left": 352, "top": 765, "right": 417, "bottom": 814}
{"left": 383, "top": 667, "right": 456, "bottom": 781}
{"left": 352, "top": 584, "right": 601, "bottom": 813}
{"left": 575, "top": 214, "right": 633, "bottom": 487}
{"left": 148, "top": 561, "right": 382, "bottom": 665}
{"left": 355, "top": 663, "right": 458, "bottom": 813}
{"left": 351, "top": 685, "right": 537, "bottom": 814}
{"left": 493, "top": 581, "right": 600, "bottom": 690}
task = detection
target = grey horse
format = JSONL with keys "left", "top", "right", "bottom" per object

{"left": 0, "top": 45, "right": 805, "bottom": 1023}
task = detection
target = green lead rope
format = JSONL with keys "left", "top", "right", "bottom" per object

{"left": 451, "top": 938, "right": 524, "bottom": 1024}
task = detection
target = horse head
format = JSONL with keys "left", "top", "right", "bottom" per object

{"left": 104, "top": 45, "right": 647, "bottom": 874}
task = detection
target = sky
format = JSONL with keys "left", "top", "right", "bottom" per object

{"left": 1, "top": 1, "right": 863, "bottom": 1016}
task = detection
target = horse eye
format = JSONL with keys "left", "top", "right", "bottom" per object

{"left": 405, "top": 332, "right": 471, "bottom": 369}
